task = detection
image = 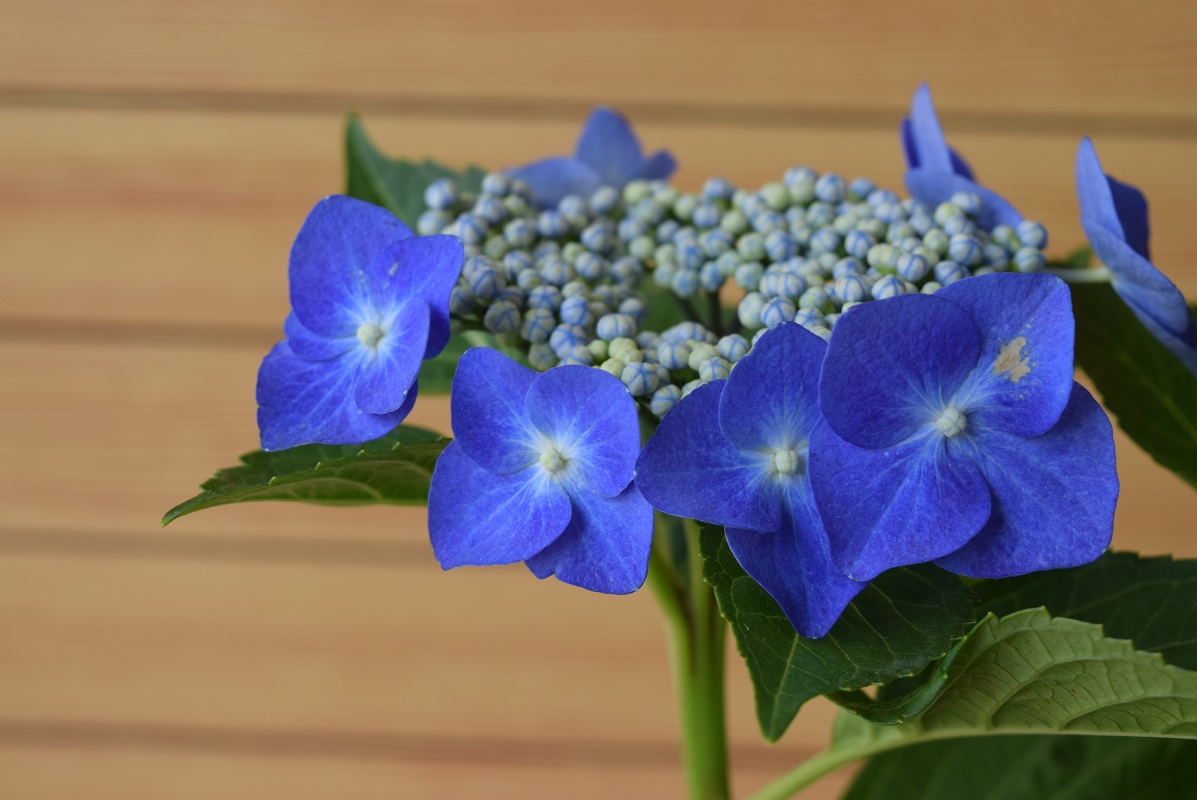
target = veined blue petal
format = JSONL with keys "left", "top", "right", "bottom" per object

{"left": 719, "top": 323, "right": 824, "bottom": 453}
{"left": 938, "top": 273, "right": 1075, "bottom": 437}
{"left": 1107, "top": 173, "right": 1151, "bottom": 261}
{"left": 284, "top": 312, "right": 357, "bottom": 361}
{"left": 353, "top": 300, "right": 428, "bottom": 415}
{"left": 820, "top": 294, "right": 981, "bottom": 449}
{"left": 906, "top": 84, "right": 954, "bottom": 174}
{"left": 289, "top": 195, "right": 414, "bottom": 338}
{"left": 636, "top": 381, "right": 781, "bottom": 532}
{"left": 525, "top": 365, "right": 641, "bottom": 498}
{"left": 726, "top": 481, "right": 867, "bottom": 638}
{"left": 635, "top": 150, "right": 678, "bottom": 182}
{"left": 901, "top": 118, "right": 975, "bottom": 180}
{"left": 256, "top": 341, "right": 413, "bottom": 451}
{"left": 809, "top": 420, "right": 991, "bottom": 582}
{"left": 507, "top": 157, "right": 603, "bottom": 210}
{"left": 450, "top": 347, "right": 539, "bottom": 473}
{"left": 380, "top": 234, "right": 462, "bottom": 357}
{"left": 525, "top": 481, "right": 654, "bottom": 595}
{"left": 428, "top": 441, "right": 571, "bottom": 568}
{"left": 935, "top": 383, "right": 1117, "bottom": 577}
{"left": 575, "top": 107, "right": 646, "bottom": 188}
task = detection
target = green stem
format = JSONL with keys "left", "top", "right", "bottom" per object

{"left": 647, "top": 519, "right": 731, "bottom": 800}
{"left": 1043, "top": 265, "right": 1112, "bottom": 283}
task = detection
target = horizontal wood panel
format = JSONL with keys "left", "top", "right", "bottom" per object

{"left": 0, "top": 744, "right": 853, "bottom": 799}
{"left": 4, "top": 108, "right": 1197, "bottom": 334}
{"left": 2, "top": 1, "right": 1195, "bottom": 120}
{"left": 0, "top": 552, "right": 838, "bottom": 755}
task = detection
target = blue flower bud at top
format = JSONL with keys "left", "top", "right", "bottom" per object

{"left": 1014, "top": 247, "right": 1046, "bottom": 273}
{"left": 473, "top": 195, "right": 507, "bottom": 226}
{"left": 537, "top": 210, "right": 568, "bottom": 238}
{"left": 834, "top": 273, "right": 869, "bottom": 303}
{"left": 596, "top": 313, "right": 637, "bottom": 341}
{"left": 590, "top": 185, "right": 620, "bottom": 215}
{"left": 483, "top": 300, "right": 521, "bottom": 334}
{"left": 418, "top": 209, "right": 450, "bottom": 236}
{"left": 650, "top": 384, "right": 683, "bottom": 417}
{"left": 717, "top": 333, "right": 750, "bottom": 362}
{"left": 870, "top": 274, "right": 906, "bottom": 300}
{"left": 521, "top": 307, "right": 557, "bottom": 343}
{"left": 848, "top": 176, "right": 876, "bottom": 200}
{"left": 621, "top": 361, "right": 660, "bottom": 396}
{"left": 761, "top": 296, "right": 798, "bottom": 327}
{"left": 702, "top": 177, "right": 736, "bottom": 201}
{"left": 737, "top": 291, "right": 765, "bottom": 329}
{"left": 843, "top": 229, "right": 875, "bottom": 259}
{"left": 814, "top": 173, "right": 846, "bottom": 204}
{"left": 527, "top": 284, "right": 563, "bottom": 312}
{"left": 1015, "top": 220, "right": 1049, "bottom": 250}
{"left": 896, "top": 252, "right": 930, "bottom": 282}
{"left": 424, "top": 178, "right": 460, "bottom": 211}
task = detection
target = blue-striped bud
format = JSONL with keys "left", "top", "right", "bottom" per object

{"left": 650, "top": 384, "right": 683, "bottom": 417}
{"left": 596, "top": 313, "right": 637, "bottom": 341}
{"left": 424, "top": 178, "right": 460, "bottom": 211}
{"left": 717, "top": 334, "right": 750, "bottom": 363}
{"left": 418, "top": 209, "right": 450, "bottom": 236}
{"left": 833, "top": 274, "right": 869, "bottom": 303}
{"left": 896, "top": 252, "right": 930, "bottom": 282}
{"left": 621, "top": 361, "right": 660, "bottom": 396}
{"left": 1015, "top": 220, "right": 1049, "bottom": 250}
{"left": 521, "top": 307, "right": 556, "bottom": 343}
{"left": 760, "top": 296, "right": 798, "bottom": 327}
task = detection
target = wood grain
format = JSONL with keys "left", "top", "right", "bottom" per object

{"left": 2, "top": 0, "right": 1195, "bottom": 121}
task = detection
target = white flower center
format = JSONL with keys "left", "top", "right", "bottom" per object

{"left": 933, "top": 406, "right": 968, "bottom": 438}
{"left": 773, "top": 448, "right": 801, "bottom": 476}
{"left": 539, "top": 447, "right": 567, "bottom": 474}
{"left": 356, "top": 322, "right": 385, "bottom": 350}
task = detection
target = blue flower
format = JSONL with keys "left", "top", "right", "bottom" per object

{"left": 1075, "top": 137, "right": 1197, "bottom": 374}
{"left": 257, "top": 196, "right": 462, "bottom": 451}
{"left": 508, "top": 107, "right": 677, "bottom": 209}
{"left": 810, "top": 272, "right": 1118, "bottom": 582}
{"left": 634, "top": 324, "right": 866, "bottom": 637}
{"left": 901, "top": 84, "right": 1022, "bottom": 231}
{"left": 428, "top": 348, "right": 654, "bottom": 594}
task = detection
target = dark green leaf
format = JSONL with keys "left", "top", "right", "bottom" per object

{"left": 844, "top": 735, "right": 1197, "bottom": 800}
{"left": 698, "top": 526, "right": 974, "bottom": 741}
{"left": 974, "top": 551, "right": 1197, "bottom": 670}
{"left": 344, "top": 114, "right": 486, "bottom": 227}
{"left": 1071, "top": 281, "right": 1197, "bottom": 488}
{"left": 164, "top": 426, "right": 447, "bottom": 524}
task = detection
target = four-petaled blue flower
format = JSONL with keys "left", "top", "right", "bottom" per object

{"left": 508, "top": 107, "right": 677, "bottom": 209}
{"left": 257, "top": 195, "right": 462, "bottom": 451}
{"left": 810, "top": 272, "right": 1119, "bottom": 582}
{"left": 635, "top": 324, "right": 866, "bottom": 637}
{"left": 428, "top": 348, "right": 654, "bottom": 594}
{"left": 1075, "top": 137, "right": 1197, "bottom": 375}
{"left": 902, "top": 84, "right": 1022, "bottom": 231}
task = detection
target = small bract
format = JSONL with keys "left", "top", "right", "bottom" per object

{"left": 428, "top": 348, "right": 654, "bottom": 594}
{"left": 507, "top": 107, "right": 677, "bottom": 209}
{"left": 811, "top": 272, "right": 1119, "bottom": 582}
{"left": 256, "top": 196, "right": 462, "bottom": 451}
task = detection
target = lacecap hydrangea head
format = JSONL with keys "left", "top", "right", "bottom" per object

{"left": 1075, "top": 137, "right": 1197, "bottom": 375}
{"left": 810, "top": 272, "right": 1119, "bottom": 582}
{"left": 507, "top": 107, "right": 677, "bottom": 209}
{"left": 256, "top": 196, "right": 462, "bottom": 450}
{"left": 428, "top": 348, "right": 654, "bottom": 594}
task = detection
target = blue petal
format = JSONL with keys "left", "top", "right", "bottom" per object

{"left": 526, "top": 365, "right": 641, "bottom": 497}
{"left": 284, "top": 312, "right": 357, "bottom": 361}
{"left": 635, "top": 150, "right": 678, "bottom": 182}
{"left": 428, "top": 441, "right": 572, "bottom": 568}
{"left": 353, "top": 300, "right": 428, "bottom": 415}
{"left": 935, "top": 383, "right": 1118, "bottom": 578}
{"left": 900, "top": 110, "right": 975, "bottom": 180}
{"left": 820, "top": 294, "right": 981, "bottom": 449}
{"left": 575, "top": 107, "right": 646, "bottom": 188}
{"left": 906, "top": 169, "right": 1023, "bottom": 231}
{"left": 906, "top": 84, "right": 954, "bottom": 174}
{"left": 635, "top": 380, "right": 781, "bottom": 531}
{"left": 525, "top": 481, "right": 654, "bottom": 595}
{"left": 507, "top": 157, "right": 603, "bottom": 210}
{"left": 289, "top": 195, "right": 414, "bottom": 338}
{"left": 809, "top": 421, "right": 991, "bottom": 582}
{"left": 719, "top": 322, "right": 825, "bottom": 453}
{"left": 726, "top": 481, "right": 867, "bottom": 638}
{"left": 256, "top": 341, "right": 413, "bottom": 451}
{"left": 937, "top": 273, "right": 1075, "bottom": 437}
{"left": 1108, "top": 174, "right": 1151, "bottom": 261}
{"left": 381, "top": 234, "right": 463, "bottom": 357}
{"left": 450, "top": 347, "right": 539, "bottom": 473}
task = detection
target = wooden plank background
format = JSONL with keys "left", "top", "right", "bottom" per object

{"left": 2, "top": 1, "right": 1196, "bottom": 797}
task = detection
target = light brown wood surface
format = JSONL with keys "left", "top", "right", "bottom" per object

{"left": 2, "top": 1, "right": 1197, "bottom": 797}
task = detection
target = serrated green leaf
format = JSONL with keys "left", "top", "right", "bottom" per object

{"left": 344, "top": 114, "right": 486, "bottom": 227}
{"left": 164, "top": 425, "right": 447, "bottom": 524}
{"left": 844, "top": 735, "right": 1197, "bottom": 800}
{"left": 698, "top": 526, "right": 975, "bottom": 741}
{"left": 1071, "top": 280, "right": 1197, "bottom": 489}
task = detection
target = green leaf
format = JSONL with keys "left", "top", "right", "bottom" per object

{"left": 974, "top": 551, "right": 1197, "bottom": 670}
{"left": 698, "top": 526, "right": 975, "bottom": 741}
{"left": 344, "top": 114, "right": 486, "bottom": 227}
{"left": 163, "top": 425, "right": 447, "bottom": 525}
{"left": 844, "top": 735, "right": 1197, "bottom": 800}
{"left": 1071, "top": 280, "right": 1197, "bottom": 489}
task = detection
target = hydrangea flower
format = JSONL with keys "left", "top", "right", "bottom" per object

{"left": 902, "top": 84, "right": 1022, "bottom": 231}
{"left": 257, "top": 196, "right": 462, "bottom": 451}
{"left": 810, "top": 272, "right": 1118, "bottom": 582}
{"left": 1075, "top": 137, "right": 1197, "bottom": 374}
{"left": 428, "top": 348, "right": 654, "bottom": 594}
{"left": 635, "top": 324, "right": 865, "bottom": 637}
{"left": 508, "top": 107, "right": 677, "bottom": 209}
